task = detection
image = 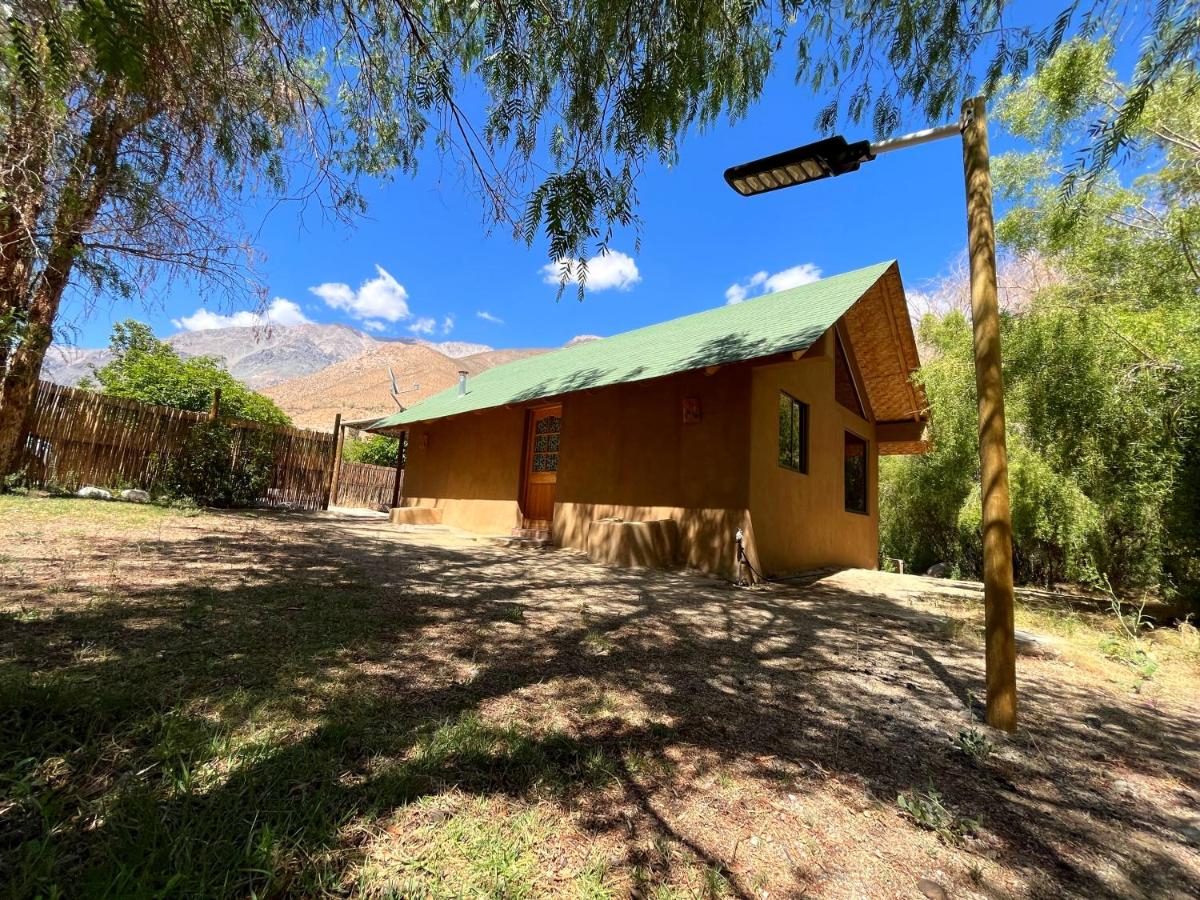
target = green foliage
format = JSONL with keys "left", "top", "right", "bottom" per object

{"left": 85, "top": 320, "right": 290, "bottom": 426}
{"left": 342, "top": 434, "right": 400, "bottom": 468}
{"left": 882, "top": 39, "right": 1200, "bottom": 602}
{"left": 953, "top": 728, "right": 994, "bottom": 765}
{"left": 896, "top": 788, "right": 979, "bottom": 844}
{"left": 78, "top": 320, "right": 287, "bottom": 506}
{"left": 1099, "top": 580, "right": 1160, "bottom": 678}
{"left": 162, "top": 419, "right": 275, "bottom": 508}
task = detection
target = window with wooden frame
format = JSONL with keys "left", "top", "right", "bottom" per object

{"left": 778, "top": 392, "right": 809, "bottom": 473}
{"left": 844, "top": 431, "right": 868, "bottom": 514}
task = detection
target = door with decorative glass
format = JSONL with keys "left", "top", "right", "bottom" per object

{"left": 521, "top": 405, "right": 561, "bottom": 525}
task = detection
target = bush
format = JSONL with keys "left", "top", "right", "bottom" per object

{"left": 164, "top": 421, "right": 275, "bottom": 507}
{"left": 343, "top": 434, "right": 401, "bottom": 467}
{"left": 955, "top": 441, "right": 1101, "bottom": 587}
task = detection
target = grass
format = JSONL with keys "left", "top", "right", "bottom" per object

{"left": 2, "top": 496, "right": 1199, "bottom": 898}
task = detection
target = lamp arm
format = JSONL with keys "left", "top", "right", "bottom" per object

{"left": 869, "top": 121, "right": 962, "bottom": 157}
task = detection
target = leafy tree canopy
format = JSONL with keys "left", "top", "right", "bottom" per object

{"left": 84, "top": 320, "right": 291, "bottom": 426}
{"left": 881, "top": 38, "right": 1199, "bottom": 601}
{"left": 1, "top": 1, "right": 1196, "bottom": 475}
{"left": 343, "top": 434, "right": 401, "bottom": 468}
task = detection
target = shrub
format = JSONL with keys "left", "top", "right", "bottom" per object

{"left": 343, "top": 434, "right": 401, "bottom": 467}
{"left": 164, "top": 421, "right": 275, "bottom": 507}
{"left": 897, "top": 788, "right": 979, "bottom": 844}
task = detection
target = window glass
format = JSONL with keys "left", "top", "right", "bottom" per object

{"left": 778, "top": 392, "right": 808, "bottom": 473}
{"left": 845, "top": 432, "right": 868, "bottom": 513}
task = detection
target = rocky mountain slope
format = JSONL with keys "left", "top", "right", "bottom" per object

{"left": 41, "top": 323, "right": 495, "bottom": 389}
{"left": 261, "top": 343, "right": 546, "bottom": 429}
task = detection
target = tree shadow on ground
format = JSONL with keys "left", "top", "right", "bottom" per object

{"left": 1, "top": 508, "right": 1198, "bottom": 897}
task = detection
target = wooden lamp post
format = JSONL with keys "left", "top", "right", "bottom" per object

{"left": 723, "top": 97, "right": 1018, "bottom": 731}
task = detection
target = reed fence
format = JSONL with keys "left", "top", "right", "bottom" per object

{"left": 333, "top": 461, "right": 400, "bottom": 510}
{"left": 14, "top": 381, "right": 337, "bottom": 510}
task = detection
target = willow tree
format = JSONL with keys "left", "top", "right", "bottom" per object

{"left": 1, "top": 0, "right": 1195, "bottom": 475}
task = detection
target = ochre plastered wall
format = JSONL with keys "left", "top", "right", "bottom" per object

{"left": 551, "top": 365, "right": 754, "bottom": 577}
{"left": 747, "top": 333, "right": 879, "bottom": 575}
{"left": 399, "top": 405, "right": 526, "bottom": 534}
{"left": 395, "top": 326, "right": 879, "bottom": 578}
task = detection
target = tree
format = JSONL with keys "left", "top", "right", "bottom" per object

{"left": 3, "top": 1, "right": 1195, "bottom": 478}
{"left": 881, "top": 38, "right": 1200, "bottom": 601}
{"left": 85, "top": 320, "right": 290, "bottom": 425}
{"left": 343, "top": 433, "right": 401, "bottom": 468}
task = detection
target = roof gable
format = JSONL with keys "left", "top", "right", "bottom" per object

{"left": 369, "top": 260, "right": 897, "bottom": 429}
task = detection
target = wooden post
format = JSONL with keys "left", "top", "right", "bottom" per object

{"left": 322, "top": 413, "right": 341, "bottom": 510}
{"left": 329, "top": 422, "right": 347, "bottom": 506}
{"left": 390, "top": 431, "right": 405, "bottom": 509}
{"left": 962, "top": 96, "right": 1017, "bottom": 731}
{"left": 209, "top": 388, "right": 222, "bottom": 420}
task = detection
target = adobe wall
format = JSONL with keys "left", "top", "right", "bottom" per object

{"left": 399, "top": 405, "right": 525, "bottom": 534}
{"left": 553, "top": 365, "right": 755, "bottom": 578}
{"left": 747, "top": 338, "right": 879, "bottom": 575}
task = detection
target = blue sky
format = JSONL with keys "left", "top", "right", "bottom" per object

{"left": 59, "top": 5, "right": 1149, "bottom": 351}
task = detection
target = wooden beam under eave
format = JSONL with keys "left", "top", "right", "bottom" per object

{"left": 876, "top": 419, "right": 927, "bottom": 443}
{"left": 705, "top": 365, "right": 722, "bottom": 376}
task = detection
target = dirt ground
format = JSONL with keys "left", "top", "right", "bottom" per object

{"left": 1, "top": 496, "right": 1198, "bottom": 898}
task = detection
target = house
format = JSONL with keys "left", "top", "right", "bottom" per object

{"left": 367, "top": 260, "right": 927, "bottom": 580}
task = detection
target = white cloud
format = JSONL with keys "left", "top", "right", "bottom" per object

{"left": 725, "top": 264, "right": 821, "bottom": 305}
{"left": 541, "top": 249, "right": 641, "bottom": 292}
{"left": 362, "top": 320, "right": 387, "bottom": 332}
{"left": 408, "top": 316, "right": 437, "bottom": 336}
{"left": 310, "top": 265, "right": 410, "bottom": 322}
{"left": 171, "top": 297, "right": 311, "bottom": 331}
{"left": 440, "top": 315, "right": 455, "bottom": 335}
{"left": 724, "top": 270, "right": 767, "bottom": 304}
{"left": 476, "top": 310, "right": 505, "bottom": 325}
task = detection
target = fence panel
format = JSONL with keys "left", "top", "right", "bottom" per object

{"left": 15, "top": 381, "right": 336, "bottom": 510}
{"left": 334, "top": 461, "right": 399, "bottom": 510}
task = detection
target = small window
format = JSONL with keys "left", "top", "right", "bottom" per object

{"left": 844, "top": 431, "right": 868, "bottom": 514}
{"left": 778, "top": 392, "right": 809, "bottom": 473}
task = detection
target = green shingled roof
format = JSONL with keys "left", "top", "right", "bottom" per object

{"left": 369, "top": 260, "right": 895, "bottom": 430}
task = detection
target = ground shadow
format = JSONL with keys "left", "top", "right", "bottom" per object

{"left": 1, "top": 506, "right": 1198, "bottom": 897}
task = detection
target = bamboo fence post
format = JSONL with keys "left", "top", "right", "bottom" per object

{"left": 322, "top": 413, "right": 341, "bottom": 510}
{"left": 329, "top": 421, "right": 347, "bottom": 506}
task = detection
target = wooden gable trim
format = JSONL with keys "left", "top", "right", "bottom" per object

{"left": 833, "top": 322, "right": 874, "bottom": 423}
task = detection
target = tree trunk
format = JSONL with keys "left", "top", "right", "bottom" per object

{"left": 0, "top": 103, "right": 126, "bottom": 477}
{"left": 0, "top": 241, "right": 78, "bottom": 476}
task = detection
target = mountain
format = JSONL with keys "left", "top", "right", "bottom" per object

{"left": 41, "top": 345, "right": 114, "bottom": 386}
{"left": 166, "top": 323, "right": 384, "bottom": 388}
{"left": 420, "top": 341, "right": 492, "bottom": 358}
{"left": 38, "top": 322, "right": 559, "bottom": 429}
{"left": 261, "top": 342, "right": 547, "bottom": 429}
{"left": 40, "top": 323, "right": 499, "bottom": 390}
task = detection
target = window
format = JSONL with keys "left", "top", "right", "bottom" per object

{"left": 531, "top": 413, "right": 561, "bottom": 472}
{"left": 844, "top": 431, "right": 868, "bottom": 514}
{"left": 778, "top": 392, "right": 809, "bottom": 473}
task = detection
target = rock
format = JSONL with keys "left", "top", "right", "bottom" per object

{"left": 1014, "top": 630, "right": 1061, "bottom": 658}
{"left": 1083, "top": 714, "right": 1103, "bottom": 729}
{"left": 926, "top": 562, "right": 948, "bottom": 578}
{"left": 918, "top": 877, "right": 949, "bottom": 900}
{"left": 1177, "top": 819, "right": 1200, "bottom": 846}
{"left": 119, "top": 489, "right": 150, "bottom": 503}
{"left": 1111, "top": 779, "right": 1144, "bottom": 800}
{"left": 76, "top": 486, "right": 111, "bottom": 500}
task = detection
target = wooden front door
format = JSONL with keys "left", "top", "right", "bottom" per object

{"left": 521, "top": 405, "right": 562, "bottom": 525}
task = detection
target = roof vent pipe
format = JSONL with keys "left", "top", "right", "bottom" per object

{"left": 457, "top": 370, "right": 468, "bottom": 396}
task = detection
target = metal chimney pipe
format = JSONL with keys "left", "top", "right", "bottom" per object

{"left": 457, "top": 370, "right": 468, "bottom": 396}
